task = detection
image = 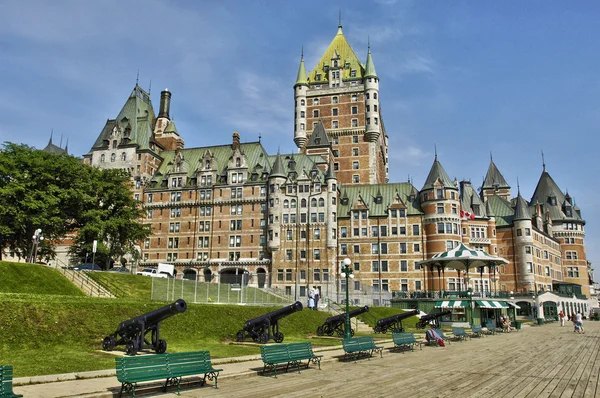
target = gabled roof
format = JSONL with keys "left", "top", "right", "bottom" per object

{"left": 89, "top": 85, "right": 156, "bottom": 152}
{"left": 309, "top": 26, "right": 364, "bottom": 84}
{"left": 421, "top": 156, "right": 455, "bottom": 191}
{"left": 164, "top": 120, "right": 179, "bottom": 135}
{"left": 530, "top": 170, "right": 584, "bottom": 223}
{"left": 306, "top": 120, "right": 330, "bottom": 148}
{"left": 482, "top": 160, "right": 510, "bottom": 189}
{"left": 337, "top": 183, "right": 423, "bottom": 217}
{"left": 460, "top": 182, "right": 487, "bottom": 218}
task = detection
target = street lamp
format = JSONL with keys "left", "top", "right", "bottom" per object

{"left": 341, "top": 258, "right": 355, "bottom": 339}
{"left": 29, "top": 229, "right": 43, "bottom": 263}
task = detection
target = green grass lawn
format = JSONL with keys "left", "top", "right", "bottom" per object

{"left": 0, "top": 262, "right": 84, "bottom": 296}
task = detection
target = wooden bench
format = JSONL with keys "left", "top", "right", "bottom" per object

{"left": 115, "top": 351, "right": 222, "bottom": 397}
{"left": 451, "top": 327, "right": 470, "bottom": 341}
{"left": 260, "top": 342, "right": 322, "bottom": 377}
{"left": 0, "top": 366, "right": 23, "bottom": 398}
{"left": 342, "top": 336, "right": 384, "bottom": 361}
{"left": 470, "top": 325, "right": 485, "bottom": 338}
{"left": 392, "top": 332, "right": 421, "bottom": 352}
{"left": 425, "top": 328, "right": 451, "bottom": 346}
{"left": 484, "top": 320, "right": 498, "bottom": 335}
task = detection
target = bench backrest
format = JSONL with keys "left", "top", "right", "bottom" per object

{"left": 356, "top": 336, "right": 377, "bottom": 350}
{"left": 116, "top": 354, "right": 171, "bottom": 382}
{"left": 452, "top": 327, "right": 466, "bottom": 335}
{"left": 472, "top": 325, "right": 483, "bottom": 332}
{"left": 1, "top": 366, "right": 16, "bottom": 395}
{"left": 342, "top": 338, "right": 361, "bottom": 351}
{"left": 434, "top": 328, "right": 447, "bottom": 339}
{"left": 167, "top": 351, "right": 213, "bottom": 372}
{"left": 392, "top": 332, "right": 416, "bottom": 343}
{"left": 486, "top": 320, "right": 496, "bottom": 329}
{"left": 286, "top": 342, "right": 313, "bottom": 357}
{"left": 261, "top": 344, "right": 290, "bottom": 362}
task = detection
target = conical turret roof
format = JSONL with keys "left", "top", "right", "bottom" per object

{"left": 364, "top": 46, "right": 377, "bottom": 78}
{"left": 421, "top": 156, "right": 455, "bottom": 191}
{"left": 483, "top": 159, "right": 510, "bottom": 189}
{"left": 306, "top": 120, "right": 330, "bottom": 148}
{"left": 295, "top": 54, "right": 308, "bottom": 86}
{"left": 270, "top": 152, "right": 286, "bottom": 179}
{"left": 325, "top": 162, "right": 336, "bottom": 181}
{"left": 513, "top": 192, "right": 531, "bottom": 221}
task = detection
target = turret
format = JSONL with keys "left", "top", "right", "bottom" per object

{"left": 267, "top": 152, "right": 287, "bottom": 251}
{"left": 364, "top": 44, "right": 380, "bottom": 143}
{"left": 325, "top": 163, "right": 338, "bottom": 248}
{"left": 513, "top": 191, "right": 535, "bottom": 291}
{"left": 294, "top": 53, "right": 309, "bottom": 149}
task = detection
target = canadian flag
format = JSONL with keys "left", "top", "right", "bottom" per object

{"left": 460, "top": 210, "right": 476, "bottom": 220}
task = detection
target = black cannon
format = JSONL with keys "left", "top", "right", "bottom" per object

{"left": 316, "top": 306, "right": 369, "bottom": 337}
{"left": 415, "top": 310, "right": 452, "bottom": 329}
{"left": 102, "top": 299, "right": 187, "bottom": 355}
{"left": 235, "top": 301, "right": 303, "bottom": 344}
{"left": 373, "top": 309, "right": 419, "bottom": 334}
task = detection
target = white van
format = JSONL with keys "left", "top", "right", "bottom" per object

{"left": 136, "top": 263, "right": 175, "bottom": 278}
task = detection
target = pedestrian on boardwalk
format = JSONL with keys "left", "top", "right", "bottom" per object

{"left": 313, "top": 286, "right": 320, "bottom": 310}
{"left": 576, "top": 312, "right": 585, "bottom": 334}
{"left": 559, "top": 310, "right": 565, "bottom": 327}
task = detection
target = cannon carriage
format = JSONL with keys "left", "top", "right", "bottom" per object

{"left": 373, "top": 309, "right": 419, "bottom": 334}
{"left": 415, "top": 310, "right": 452, "bottom": 329}
{"left": 102, "top": 299, "right": 187, "bottom": 356}
{"left": 316, "top": 306, "right": 369, "bottom": 337}
{"left": 235, "top": 301, "right": 303, "bottom": 344}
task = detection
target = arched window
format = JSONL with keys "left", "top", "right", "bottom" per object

{"left": 110, "top": 153, "right": 116, "bottom": 162}
{"left": 112, "top": 140, "right": 118, "bottom": 149}
{"left": 205, "top": 160, "right": 210, "bottom": 169}
{"left": 283, "top": 200, "right": 289, "bottom": 208}
{"left": 100, "top": 154, "right": 105, "bottom": 163}
{"left": 318, "top": 198, "right": 325, "bottom": 207}
{"left": 121, "top": 152, "right": 126, "bottom": 161}
{"left": 290, "top": 199, "right": 297, "bottom": 208}
{"left": 300, "top": 99, "right": 305, "bottom": 106}
{"left": 236, "top": 158, "right": 241, "bottom": 167}
{"left": 301, "top": 199, "right": 307, "bottom": 208}
{"left": 374, "top": 93, "right": 378, "bottom": 99}
{"left": 311, "top": 198, "right": 317, "bottom": 207}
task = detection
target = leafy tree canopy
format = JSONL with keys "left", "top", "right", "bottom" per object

{"left": 0, "top": 143, "right": 150, "bottom": 267}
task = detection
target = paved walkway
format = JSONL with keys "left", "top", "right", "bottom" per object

{"left": 14, "top": 321, "right": 600, "bottom": 398}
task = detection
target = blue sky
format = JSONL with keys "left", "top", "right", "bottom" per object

{"left": 1, "top": 0, "right": 598, "bottom": 281}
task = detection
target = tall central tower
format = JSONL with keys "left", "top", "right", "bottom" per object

{"left": 294, "top": 23, "right": 389, "bottom": 185}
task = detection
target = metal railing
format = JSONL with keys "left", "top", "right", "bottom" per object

{"left": 56, "top": 268, "right": 115, "bottom": 298}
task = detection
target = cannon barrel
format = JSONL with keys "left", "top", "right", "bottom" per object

{"left": 325, "top": 306, "right": 369, "bottom": 324}
{"left": 118, "top": 299, "right": 187, "bottom": 334}
{"left": 376, "top": 309, "right": 419, "bottom": 327}
{"left": 419, "top": 310, "right": 452, "bottom": 322}
{"left": 244, "top": 301, "right": 303, "bottom": 330}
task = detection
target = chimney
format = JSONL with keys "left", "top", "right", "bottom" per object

{"left": 232, "top": 131, "right": 241, "bottom": 150}
{"left": 158, "top": 89, "right": 172, "bottom": 119}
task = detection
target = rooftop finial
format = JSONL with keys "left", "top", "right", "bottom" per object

{"left": 136, "top": 70, "right": 139, "bottom": 85}
{"left": 301, "top": 45, "right": 304, "bottom": 59}
{"left": 258, "top": 132, "right": 262, "bottom": 142}
{"left": 517, "top": 177, "right": 520, "bottom": 194}
{"left": 490, "top": 151, "right": 493, "bottom": 162}
{"left": 434, "top": 144, "right": 438, "bottom": 160}
{"left": 541, "top": 150, "right": 546, "bottom": 171}
{"left": 368, "top": 36, "right": 371, "bottom": 52}
{"left": 148, "top": 79, "right": 152, "bottom": 95}
{"left": 338, "top": 9, "right": 342, "bottom": 29}
{"left": 59, "top": 133, "right": 63, "bottom": 148}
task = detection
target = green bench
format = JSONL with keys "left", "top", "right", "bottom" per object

{"left": 470, "top": 325, "right": 485, "bottom": 338}
{"left": 342, "top": 336, "right": 384, "bottom": 361}
{"left": 115, "top": 351, "right": 222, "bottom": 397}
{"left": 451, "top": 327, "right": 470, "bottom": 341}
{"left": 1, "top": 366, "right": 22, "bottom": 398}
{"left": 260, "top": 342, "right": 322, "bottom": 377}
{"left": 391, "top": 332, "right": 421, "bottom": 352}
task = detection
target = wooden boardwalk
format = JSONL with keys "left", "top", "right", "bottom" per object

{"left": 182, "top": 321, "right": 600, "bottom": 398}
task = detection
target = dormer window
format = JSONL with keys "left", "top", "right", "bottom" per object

{"left": 205, "top": 160, "right": 210, "bottom": 169}
{"left": 112, "top": 140, "right": 118, "bottom": 149}
{"left": 236, "top": 158, "right": 241, "bottom": 167}
{"left": 549, "top": 196, "right": 557, "bottom": 206}
{"left": 333, "top": 60, "right": 338, "bottom": 67}
{"left": 315, "top": 138, "right": 321, "bottom": 145}
{"left": 316, "top": 74, "right": 322, "bottom": 81}
{"left": 565, "top": 208, "right": 572, "bottom": 217}
{"left": 350, "top": 70, "right": 356, "bottom": 77}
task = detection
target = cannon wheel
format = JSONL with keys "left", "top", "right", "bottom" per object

{"left": 415, "top": 321, "right": 425, "bottom": 330}
{"left": 323, "top": 325, "right": 334, "bottom": 336}
{"left": 155, "top": 339, "right": 167, "bottom": 354}
{"left": 235, "top": 330, "right": 245, "bottom": 342}
{"left": 102, "top": 336, "right": 116, "bottom": 351}
{"left": 316, "top": 326, "right": 324, "bottom": 336}
{"left": 274, "top": 332, "right": 284, "bottom": 343}
{"left": 258, "top": 333, "right": 269, "bottom": 344}
{"left": 125, "top": 340, "right": 138, "bottom": 356}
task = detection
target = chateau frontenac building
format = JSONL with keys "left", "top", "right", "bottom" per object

{"left": 83, "top": 24, "right": 593, "bottom": 312}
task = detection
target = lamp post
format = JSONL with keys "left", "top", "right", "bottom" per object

{"left": 467, "top": 284, "right": 473, "bottom": 326}
{"left": 341, "top": 257, "right": 354, "bottom": 339}
{"left": 29, "top": 229, "right": 43, "bottom": 263}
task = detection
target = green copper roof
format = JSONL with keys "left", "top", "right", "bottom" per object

{"left": 164, "top": 120, "right": 179, "bottom": 135}
{"left": 530, "top": 170, "right": 584, "bottom": 223}
{"left": 486, "top": 195, "right": 515, "bottom": 227}
{"left": 270, "top": 152, "right": 286, "bottom": 178}
{"left": 482, "top": 160, "right": 510, "bottom": 189}
{"left": 337, "top": 183, "right": 423, "bottom": 217}
{"left": 308, "top": 26, "right": 364, "bottom": 84}
{"left": 295, "top": 55, "right": 308, "bottom": 86}
{"left": 364, "top": 47, "right": 377, "bottom": 78}
{"left": 89, "top": 85, "right": 156, "bottom": 152}
{"left": 514, "top": 192, "right": 531, "bottom": 221}
{"left": 306, "top": 120, "right": 330, "bottom": 148}
{"left": 460, "top": 182, "right": 486, "bottom": 218}
{"left": 421, "top": 157, "right": 455, "bottom": 191}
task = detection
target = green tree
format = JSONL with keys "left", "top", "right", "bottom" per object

{"left": 0, "top": 143, "right": 150, "bottom": 266}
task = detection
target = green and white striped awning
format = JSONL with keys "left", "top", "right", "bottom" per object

{"left": 435, "top": 300, "right": 467, "bottom": 308}
{"left": 475, "top": 300, "right": 509, "bottom": 309}
{"left": 417, "top": 243, "right": 508, "bottom": 270}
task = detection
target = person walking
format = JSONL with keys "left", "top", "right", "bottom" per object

{"left": 313, "top": 286, "right": 320, "bottom": 310}
{"left": 559, "top": 310, "right": 565, "bottom": 327}
{"left": 576, "top": 312, "right": 585, "bottom": 334}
